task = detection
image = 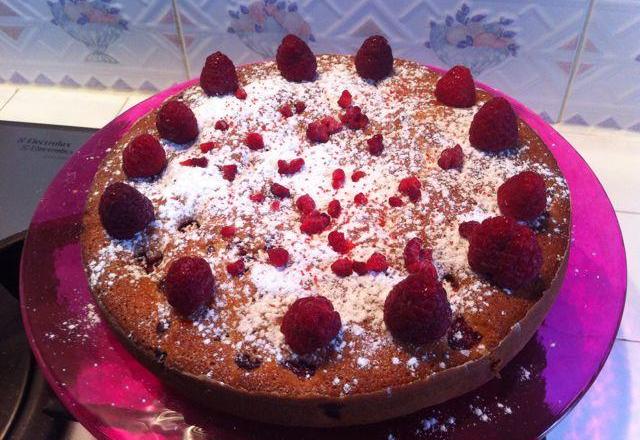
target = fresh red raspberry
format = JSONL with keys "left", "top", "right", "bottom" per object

{"left": 437, "top": 144, "right": 464, "bottom": 170}
{"left": 200, "top": 141, "right": 218, "bottom": 153}
{"left": 352, "top": 261, "right": 368, "bottom": 275}
{"left": 271, "top": 200, "right": 281, "bottom": 212}
{"left": 294, "top": 100, "right": 306, "bottom": 113}
{"left": 354, "top": 192, "right": 368, "bottom": 205}
{"left": 398, "top": 176, "right": 421, "bottom": 202}
{"left": 389, "top": 196, "right": 404, "bottom": 207}
{"left": 328, "top": 231, "right": 354, "bottom": 254}
{"left": 226, "top": 259, "right": 245, "bottom": 277}
{"left": 221, "top": 164, "right": 237, "bottom": 181}
{"left": 403, "top": 238, "right": 435, "bottom": 276}
{"left": 235, "top": 87, "right": 247, "bottom": 100}
{"left": 468, "top": 216, "right": 543, "bottom": 289}
{"left": 384, "top": 272, "right": 452, "bottom": 344}
{"left": 306, "top": 116, "right": 342, "bottom": 143}
{"left": 296, "top": 194, "right": 316, "bottom": 214}
{"left": 340, "top": 106, "right": 369, "bottom": 130}
{"left": 280, "top": 296, "right": 341, "bottom": 355}
{"left": 338, "top": 90, "right": 352, "bottom": 108}
{"left": 276, "top": 34, "right": 317, "bottom": 82}
{"left": 245, "top": 132, "right": 264, "bottom": 150}
{"left": 249, "top": 192, "right": 265, "bottom": 203}
{"left": 99, "top": 182, "right": 154, "bottom": 239}
{"left": 331, "top": 258, "right": 353, "bottom": 277}
{"left": 165, "top": 256, "right": 216, "bottom": 317}
{"left": 156, "top": 100, "right": 198, "bottom": 144}
{"left": 367, "top": 134, "right": 384, "bottom": 156}
{"left": 180, "top": 157, "right": 208, "bottom": 167}
{"left": 355, "top": 35, "right": 393, "bottom": 81}
{"left": 434, "top": 65, "right": 476, "bottom": 108}
{"left": 278, "top": 158, "right": 305, "bottom": 175}
{"left": 458, "top": 220, "right": 480, "bottom": 240}
{"left": 220, "top": 225, "right": 236, "bottom": 238}
{"left": 270, "top": 183, "right": 291, "bottom": 198}
{"left": 122, "top": 134, "right": 167, "bottom": 178}
{"left": 497, "top": 171, "right": 547, "bottom": 221}
{"left": 469, "top": 97, "right": 518, "bottom": 152}
{"left": 268, "top": 247, "right": 289, "bottom": 268}
{"left": 327, "top": 199, "right": 341, "bottom": 218}
{"left": 332, "top": 168, "right": 346, "bottom": 189}
{"left": 366, "top": 252, "right": 388, "bottom": 272}
{"left": 200, "top": 51, "right": 238, "bottom": 96}
{"left": 300, "top": 210, "right": 330, "bottom": 235}
{"left": 279, "top": 104, "right": 293, "bottom": 118}
{"left": 351, "top": 170, "right": 366, "bottom": 182}
{"left": 215, "top": 120, "right": 229, "bottom": 131}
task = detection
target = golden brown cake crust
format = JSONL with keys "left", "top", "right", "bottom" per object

{"left": 81, "top": 55, "right": 570, "bottom": 426}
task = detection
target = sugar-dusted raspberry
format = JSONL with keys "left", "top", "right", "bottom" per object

{"left": 497, "top": 171, "right": 547, "bottom": 221}
{"left": 271, "top": 200, "right": 280, "bottom": 212}
{"left": 437, "top": 144, "right": 464, "bottom": 170}
{"left": 340, "top": 105, "right": 369, "bottom": 130}
{"left": 332, "top": 168, "right": 345, "bottom": 189}
{"left": 389, "top": 196, "right": 404, "bottom": 207}
{"left": 220, "top": 225, "right": 236, "bottom": 238}
{"left": 469, "top": 97, "right": 518, "bottom": 152}
{"left": 354, "top": 192, "right": 368, "bottom": 205}
{"left": 99, "top": 182, "right": 154, "bottom": 239}
{"left": 279, "top": 104, "right": 293, "bottom": 118}
{"left": 200, "top": 51, "right": 238, "bottom": 96}
{"left": 338, "top": 90, "right": 352, "bottom": 108}
{"left": 226, "top": 259, "right": 245, "bottom": 277}
{"left": 351, "top": 170, "right": 366, "bottom": 182}
{"left": 398, "top": 176, "right": 421, "bottom": 202}
{"left": 306, "top": 116, "right": 342, "bottom": 143}
{"left": 122, "top": 134, "right": 167, "bottom": 179}
{"left": 180, "top": 157, "right": 208, "bottom": 167}
{"left": 294, "top": 100, "right": 306, "bottom": 113}
{"left": 384, "top": 272, "right": 452, "bottom": 344}
{"left": 215, "top": 120, "right": 229, "bottom": 131}
{"left": 221, "top": 164, "right": 237, "bottom": 181}
{"left": 403, "top": 238, "right": 435, "bottom": 276}
{"left": 367, "top": 134, "right": 384, "bottom": 156}
{"left": 366, "top": 252, "right": 388, "bottom": 272}
{"left": 458, "top": 220, "right": 480, "bottom": 240}
{"left": 468, "top": 216, "right": 543, "bottom": 289}
{"left": 328, "top": 231, "right": 354, "bottom": 254}
{"left": 296, "top": 194, "right": 316, "bottom": 214}
{"left": 278, "top": 158, "right": 305, "bottom": 175}
{"left": 355, "top": 35, "right": 393, "bottom": 81}
{"left": 235, "top": 87, "right": 247, "bottom": 100}
{"left": 434, "top": 65, "right": 476, "bottom": 108}
{"left": 327, "top": 199, "right": 341, "bottom": 218}
{"left": 249, "top": 192, "right": 265, "bottom": 203}
{"left": 200, "top": 141, "right": 218, "bottom": 153}
{"left": 156, "top": 100, "right": 198, "bottom": 144}
{"left": 270, "top": 183, "right": 291, "bottom": 199}
{"left": 281, "top": 296, "right": 341, "bottom": 355}
{"left": 331, "top": 258, "right": 353, "bottom": 277}
{"left": 268, "top": 247, "right": 289, "bottom": 268}
{"left": 276, "top": 34, "right": 317, "bottom": 82}
{"left": 245, "top": 132, "right": 264, "bottom": 150}
{"left": 300, "top": 210, "right": 330, "bottom": 235}
{"left": 352, "top": 261, "right": 368, "bottom": 276}
{"left": 165, "top": 256, "right": 215, "bottom": 318}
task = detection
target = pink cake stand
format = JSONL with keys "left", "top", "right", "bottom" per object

{"left": 20, "top": 73, "right": 626, "bottom": 440}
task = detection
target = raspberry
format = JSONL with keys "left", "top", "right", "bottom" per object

{"left": 270, "top": 183, "right": 291, "bottom": 198}
{"left": 331, "top": 258, "right": 353, "bottom": 277}
{"left": 332, "top": 168, "right": 345, "bottom": 189}
{"left": 200, "top": 51, "right": 238, "bottom": 96}
{"left": 389, "top": 196, "right": 404, "bottom": 207}
{"left": 165, "top": 256, "right": 215, "bottom": 317}
{"left": 398, "top": 176, "right": 421, "bottom": 202}
{"left": 296, "top": 194, "right": 316, "bottom": 214}
{"left": 279, "top": 104, "right": 293, "bottom": 118}
{"left": 271, "top": 200, "right": 281, "bottom": 212}
{"left": 268, "top": 247, "right": 289, "bottom": 268}
{"left": 434, "top": 65, "right": 476, "bottom": 108}
{"left": 99, "top": 182, "right": 154, "bottom": 239}
{"left": 249, "top": 192, "right": 265, "bottom": 203}
{"left": 403, "top": 238, "right": 435, "bottom": 276}
{"left": 497, "top": 171, "right": 547, "bottom": 221}
{"left": 226, "top": 259, "right": 245, "bottom": 277}
{"left": 122, "top": 134, "right": 167, "bottom": 178}
{"left": 294, "top": 100, "right": 306, "bottom": 113}
{"left": 278, "top": 158, "right": 305, "bottom": 175}
{"left": 306, "top": 116, "right": 342, "bottom": 143}
{"left": 468, "top": 216, "right": 543, "bottom": 289}
{"left": 327, "top": 199, "right": 341, "bottom": 218}
{"left": 366, "top": 252, "right": 388, "bottom": 272}
{"left": 384, "top": 272, "right": 452, "bottom": 344}
{"left": 276, "top": 34, "right": 317, "bottom": 82}
{"left": 437, "top": 144, "right": 464, "bottom": 170}
{"left": 235, "top": 87, "right": 247, "bottom": 100}
{"left": 469, "top": 97, "right": 518, "bottom": 152}
{"left": 300, "top": 210, "right": 330, "bottom": 235}
{"left": 338, "top": 90, "right": 352, "bottom": 108}
{"left": 221, "top": 164, "right": 237, "bottom": 181}
{"left": 458, "top": 221, "right": 480, "bottom": 240}
{"left": 280, "top": 296, "right": 341, "bottom": 355}
{"left": 245, "top": 132, "right": 264, "bottom": 150}
{"left": 352, "top": 261, "right": 368, "bottom": 275}
{"left": 351, "top": 170, "right": 366, "bottom": 182}
{"left": 340, "top": 106, "right": 369, "bottom": 130}
{"left": 367, "top": 134, "right": 384, "bottom": 156}
{"left": 447, "top": 316, "right": 482, "bottom": 350}
{"left": 354, "top": 192, "right": 368, "bottom": 205}
{"left": 215, "top": 120, "right": 229, "bottom": 131}
{"left": 156, "top": 100, "right": 198, "bottom": 144}
{"left": 200, "top": 141, "right": 218, "bottom": 153}
{"left": 328, "top": 231, "right": 354, "bottom": 254}
{"left": 220, "top": 225, "right": 236, "bottom": 238}
{"left": 355, "top": 35, "right": 393, "bottom": 81}
{"left": 180, "top": 157, "right": 208, "bottom": 167}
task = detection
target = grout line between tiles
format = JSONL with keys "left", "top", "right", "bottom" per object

{"left": 172, "top": 0, "right": 192, "bottom": 81}
{"left": 615, "top": 337, "right": 640, "bottom": 344}
{"left": 615, "top": 210, "right": 640, "bottom": 216}
{"left": 0, "top": 87, "right": 19, "bottom": 113}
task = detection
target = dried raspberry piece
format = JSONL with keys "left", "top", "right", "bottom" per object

{"left": 497, "top": 171, "right": 547, "bottom": 221}
{"left": 352, "top": 261, "right": 368, "bottom": 275}
{"left": 332, "top": 168, "right": 345, "bottom": 189}
{"left": 122, "top": 134, "right": 167, "bottom": 178}
{"left": 220, "top": 225, "right": 236, "bottom": 238}
{"left": 354, "top": 192, "right": 368, "bottom": 205}
{"left": 469, "top": 97, "right": 518, "bottom": 152}
{"left": 384, "top": 272, "right": 452, "bottom": 344}
{"left": 215, "top": 120, "right": 229, "bottom": 131}
{"left": 280, "top": 296, "right": 341, "bottom": 355}
{"left": 300, "top": 210, "right": 330, "bottom": 235}
{"left": 221, "top": 164, "right": 237, "bottom": 181}
{"left": 294, "top": 100, "right": 306, "bottom": 113}
{"left": 245, "top": 132, "right": 264, "bottom": 150}
{"left": 327, "top": 199, "right": 341, "bottom": 218}
{"left": 296, "top": 194, "right": 316, "bottom": 214}
{"left": 434, "top": 65, "right": 476, "bottom": 108}
{"left": 180, "top": 157, "right": 208, "bottom": 167}
{"left": 458, "top": 221, "right": 480, "bottom": 240}
{"left": 331, "top": 258, "right": 353, "bottom": 277}
{"left": 276, "top": 34, "right": 317, "bottom": 82}
{"left": 279, "top": 104, "right": 293, "bottom": 118}
{"left": 367, "top": 134, "right": 384, "bottom": 156}
{"left": 270, "top": 183, "right": 291, "bottom": 199}
{"left": 165, "top": 256, "right": 215, "bottom": 318}
{"left": 200, "top": 51, "right": 238, "bottom": 96}
{"left": 468, "top": 216, "right": 542, "bottom": 289}
{"left": 99, "top": 182, "right": 154, "bottom": 239}
{"left": 351, "top": 170, "right": 366, "bottom": 182}
{"left": 249, "top": 192, "right": 265, "bottom": 203}
{"left": 366, "top": 252, "right": 388, "bottom": 272}
{"left": 437, "top": 144, "right": 464, "bottom": 170}
{"left": 388, "top": 196, "right": 404, "bottom": 207}
{"left": 268, "top": 247, "right": 289, "bottom": 268}
{"left": 156, "top": 100, "right": 198, "bottom": 144}
{"left": 328, "top": 231, "right": 354, "bottom": 254}
{"left": 398, "top": 176, "right": 421, "bottom": 202}
{"left": 200, "top": 141, "right": 218, "bottom": 153}
{"left": 403, "top": 238, "right": 435, "bottom": 276}
{"left": 226, "top": 259, "right": 245, "bottom": 277}
{"left": 447, "top": 316, "right": 482, "bottom": 350}
{"left": 235, "top": 87, "right": 247, "bottom": 100}
{"left": 278, "top": 158, "right": 305, "bottom": 175}
{"left": 355, "top": 35, "right": 393, "bottom": 81}
{"left": 338, "top": 90, "right": 352, "bottom": 108}
{"left": 270, "top": 200, "right": 281, "bottom": 212}
{"left": 340, "top": 106, "right": 369, "bottom": 130}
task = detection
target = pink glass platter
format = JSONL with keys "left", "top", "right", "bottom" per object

{"left": 20, "top": 72, "right": 626, "bottom": 440}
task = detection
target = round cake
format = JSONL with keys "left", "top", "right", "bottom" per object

{"left": 81, "top": 35, "right": 570, "bottom": 427}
